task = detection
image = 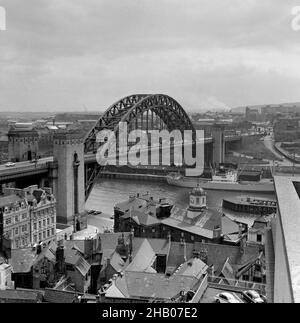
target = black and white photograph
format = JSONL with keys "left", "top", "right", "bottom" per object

{"left": 0, "top": 0, "right": 300, "bottom": 309}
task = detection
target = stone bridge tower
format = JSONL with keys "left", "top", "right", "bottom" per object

{"left": 8, "top": 125, "right": 39, "bottom": 162}
{"left": 53, "top": 129, "right": 87, "bottom": 231}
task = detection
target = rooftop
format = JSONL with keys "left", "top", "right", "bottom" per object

{"left": 0, "top": 194, "right": 25, "bottom": 208}
{"left": 161, "top": 204, "right": 221, "bottom": 239}
{"left": 274, "top": 176, "right": 300, "bottom": 303}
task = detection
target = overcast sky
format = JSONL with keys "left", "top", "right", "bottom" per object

{"left": 0, "top": 0, "right": 300, "bottom": 112}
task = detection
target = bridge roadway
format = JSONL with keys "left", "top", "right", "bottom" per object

{"left": 0, "top": 134, "right": 242, "bottom": 183}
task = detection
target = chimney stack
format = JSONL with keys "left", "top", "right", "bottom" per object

{"left": 56, "top": 240, "right": 66, "bottom": 274}
{"left": 129, "top": 229, "right": 134, "bottom": 263}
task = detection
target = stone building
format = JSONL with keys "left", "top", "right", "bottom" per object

{"left": 0, "top": 185, "right": 57, "bottom": 249}
{"left": 0, "top": 194, "right": 30, "bottom": 249}
{"left": 114, "top": 186, "right": 223, "bottom": 244}
{"left": 7, "top": 124, "right": 39, "bottom": 162}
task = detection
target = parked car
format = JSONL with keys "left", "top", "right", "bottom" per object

{"left": 5, "top": 162, "right": 15, "bottom": 167}
{"left": 242, "top": 290, "right": 265, "bottom": 303}
{"left": 214, "top": 292, "right": 241, "bottom": 303}
{"left": 30, "top": 158, "right": 39, "bottom": 163}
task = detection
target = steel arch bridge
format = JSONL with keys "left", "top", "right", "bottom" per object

{"left": 84, "top": 94, "right": 195, "bottom": 198}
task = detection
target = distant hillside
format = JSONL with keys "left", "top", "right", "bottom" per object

{"left": 232, "top": 102, "right": 300, "bottom": 113}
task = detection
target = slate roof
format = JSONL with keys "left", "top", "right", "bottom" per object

{"left": 174, "top": 258, "right": 208, "bottom": 279}
{"left": 125, "top": 239, "right": 157, "bottom": 273}
{"left": 143, "top": 238, "right": 170, "bottom": 255}
{"left": 161, "top": 204, "right": 221, "bottom": 239}
{"left": 221, "top": 214, "right": 240, "bottom": 235}
{"left": 109, "top": 250, "right": 126, "bottom": 272}
{"left": 100, "top": 233, "right": 129, "bottom": 249}
{"left": 192, "top": 241, "right": 261, "bottom": 274}
{"left": 108, "top": 271, "right": 199, "bottom": 300}
{"left": 0, "top": 289, "right": 43, "bottom": 303}
{"left": 64, "top": 240, "right": 85, "bottom": 255}
{"left": 99, "top": 232, "right": 131, "bottom": 268}
{"left": 121, "top": 210, "right": 160, "bottom": 226}
{"left": 10, "top": 248, "right": 38, "bottom": 273}
{"left": 44, "top": 288, "right": 78, "bottom": 303}
{"left": 64, "top": 248, "right": 91, "bottom": 276}
{"left": 10, "top": 241, "right": 57, "bottom": 273}
{"left": 0, "top": 194, "right": 24, "bottom": 208}
{"left": 217, "top": 258, "right": 236, "bottom": 285}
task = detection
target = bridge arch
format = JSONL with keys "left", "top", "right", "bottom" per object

{"left": 84, "top": 94, "right": 195, "bottom": 153}
{"left": 83, "top": 94, "right": 195, "bottom": 197}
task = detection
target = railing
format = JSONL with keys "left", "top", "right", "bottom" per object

{"left": 190, "top": 274, "right": 208, "bottom": 303}
{"left": 208, "top": 275, "right": 266, "bottom": 294}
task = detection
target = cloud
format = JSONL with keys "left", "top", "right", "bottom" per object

{"left": 0, "top": 0, "right": 300, "bottom": 111}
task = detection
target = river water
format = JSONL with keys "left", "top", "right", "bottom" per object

{"left": 85, "top": 178, "right": 275, "bottom": 232}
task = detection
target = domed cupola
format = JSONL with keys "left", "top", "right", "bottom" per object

{"left": 189, "top": 184, "right": 207, "bottom": 210}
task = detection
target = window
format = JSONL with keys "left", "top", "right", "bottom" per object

{"left": 39, "top": 221, "right": 42, "bottom": 229}
{"left": 47, "top": 218, "right": 50, "bottom": 225}
{"left": 22, "top": 213, "right": 27, "bottom": 220}
{"left": 196, "top": 197, "right": 200, "bottom": 204}
{"left": 33, "top": 235, "right": 37, "bottom": 243}
{"left": 51, "top": 217, "right": 54, "bottom": 224}
{"left": 66, "top": 264, "right": 74, "bottom": 271}
{"left": 15, "top": 228, "right": 18, "bottom": 235}
{"left": 15, "top": 216, "right": 19, "bottom": 222}
{"left": 47, "top": 230, "right": 50, "bottom": 237}
{"left": 43, "top": 231, "right": 46, "bottom": 239}
{"left": 5, "top": 218, "right": 11, "bottom": 226}
{"left": 33, "top": 222, "right": 37, "bottom": 230}
{"left": 51, "top": 228, "right": 55, "bottom": 235}
{"left": 22, "top": 224, "right": 27, "bottom": 232}
{"left": 39, "top": 233, "right": 42, "bottom": 241}
{"left": 257, "top": 234, "right": 262, "bottom": 243}
{"left": 43, "top": 220, "right": 46, "bottom": 227}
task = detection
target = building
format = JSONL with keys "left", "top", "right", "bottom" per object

{"left": 10, "top": 242, "right": 57, "bottom": 289}
{"left": 269, "top": 176, "right": 300, "bottom": 303}
{"left": 114, "top": 187, "right": 223, "bottom": 244}
{"left": 100, "top": 236, "right": 264, "bottom": 302}
{"left": 245, "top": 107, "right": 260, "bottom": 122}
{"left": 7, "top": 124, "right": 39, "bottom": 162}
{"left": 0, "top": 288, "right": 43, "bottom": 303}
{"left": 0, "top": 194, "right": 30, "bottom": 249}
{"left": 0, "top": 185, "right": 56, "bottom": 249}
{"left": 0, "top": 262, "right": 13, "bottom": 290}
{"left": 102, "top": 238, "right": 209, "bottom": 302}
{"left": 273, "top": 117, "right": 300, "bottom": 142}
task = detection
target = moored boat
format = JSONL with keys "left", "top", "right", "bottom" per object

{"left": 166, "top": 169, "right": 274, "bottom": 193}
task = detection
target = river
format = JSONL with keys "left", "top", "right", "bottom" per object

{"left": 85, "top": 178, "right": 275, "bottom": 232}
